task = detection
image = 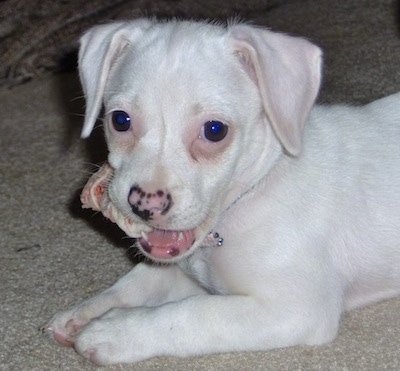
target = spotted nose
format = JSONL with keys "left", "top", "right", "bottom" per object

{"left": 128, "top": 185, "right": 172, "bottom": 221}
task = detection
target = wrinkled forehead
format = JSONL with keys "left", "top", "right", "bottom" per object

{"left": 105, "top": 23, "right": 245, "bottom": 110}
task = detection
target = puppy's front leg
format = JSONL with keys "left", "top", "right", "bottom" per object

{"left": 43, "top": 263, "right": 206, "bottom": 346}
{"left": 73, "top": 294, "right": 339, "bottom": 365}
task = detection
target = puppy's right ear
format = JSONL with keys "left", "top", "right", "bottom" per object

{"left": 78, "top": 20, "right": 152, "bottom": 138}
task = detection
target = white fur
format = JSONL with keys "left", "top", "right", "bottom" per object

{"left": 45, "top": 19, "right": 400, "bottom": 365}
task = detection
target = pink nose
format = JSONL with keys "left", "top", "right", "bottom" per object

{"left": 128, "top": 185, "right": 172, "bottom": 221}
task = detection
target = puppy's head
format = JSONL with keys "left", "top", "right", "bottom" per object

{"left": 78, "top": 19, "right": 322, "bottom": 262}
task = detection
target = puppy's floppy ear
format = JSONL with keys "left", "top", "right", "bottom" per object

{"left": 78, "top": 19, "right": 152, "bottom": 138}
{"left": 229, "top": 24, "right": 322, "bottom": 156}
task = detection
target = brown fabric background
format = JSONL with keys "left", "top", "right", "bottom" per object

{"left": 0, "top": 0, "right": 281, "bottom": 85}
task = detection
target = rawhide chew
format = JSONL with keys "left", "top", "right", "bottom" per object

{"left": 80, "top": 162, "right": 152, "bottom": 238}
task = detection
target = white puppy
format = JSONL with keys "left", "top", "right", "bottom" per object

{"left": 43, "top": 19, "right": 400, "bottom": 365}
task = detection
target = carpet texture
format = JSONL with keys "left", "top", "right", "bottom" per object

{"left": 1, "top": 0, "right": 400, "bottom": 370}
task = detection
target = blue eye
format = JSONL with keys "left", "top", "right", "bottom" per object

{"left": 112, "top": 111, "right": 131, "bottom": 131}
{"left": 203, "top": 120, "right": 228, "bottom": 142}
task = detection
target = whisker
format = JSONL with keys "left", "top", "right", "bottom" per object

{"left": 71, "top": 95, "right": 85, "bottom": 102}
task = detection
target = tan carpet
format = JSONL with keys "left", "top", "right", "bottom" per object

{"left": 1, "top": 0, "right": 400, "bottom": 369}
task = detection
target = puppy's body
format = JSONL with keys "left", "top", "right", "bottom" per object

{"left": 192, "top": 97, "right": 400, "bottom": 308}
{"left": 44, "top": 19, "right": 400, "bottom": 365}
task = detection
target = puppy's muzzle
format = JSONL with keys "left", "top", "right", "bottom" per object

{"left": 128, "top": 184, "right": 172, "bottom": 222}
{"left": 127, "top": 184, "right": 198, "bottom": 261}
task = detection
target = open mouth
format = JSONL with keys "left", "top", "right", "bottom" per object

{"left": 139, "top": 228, "right": 196, "bottom": 260}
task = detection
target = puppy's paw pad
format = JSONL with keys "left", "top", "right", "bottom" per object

{"left": 81, "top": 347, "right": 102, "bottom": 365}
{"left": 52, "top": 330, "right": 75, "bottom": 347}
{"left": 76, "top": 337, "right": 117, "bottom": 366}
{"left": 42, "top": 312, "right": 89, "bottom": 347}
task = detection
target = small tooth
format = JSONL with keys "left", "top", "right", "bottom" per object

{"left": 141, "top": 231, "right": 149, "bottom": 242}
{"left": 178, "top": 232, "right": 184, "bottom": 241}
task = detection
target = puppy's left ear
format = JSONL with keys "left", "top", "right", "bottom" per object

{"left": 78, "top": 19, "right": 153, "bottom": 138}
{"left": 229, "top": 25, "right": 322, "bottom": 156}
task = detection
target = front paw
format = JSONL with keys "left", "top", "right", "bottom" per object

{"left": 41, "top": 308, "right": 89, "bottom": 347}
{"left": 74, "top": 308, "right": 147, "bottom": 366}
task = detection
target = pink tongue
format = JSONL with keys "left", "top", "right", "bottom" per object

{"left": 139, "top": 229, "right": 196, "bottom": 260}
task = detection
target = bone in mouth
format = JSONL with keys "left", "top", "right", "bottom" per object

{"left": 80, "top": 162, "right": 151, "bottom": 238}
